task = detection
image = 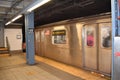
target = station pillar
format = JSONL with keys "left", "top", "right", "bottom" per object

{"left": 111, "top": 0, "right": 120, "bottom": 79}
{"left": 25, "top": 12, "right": 35, "bottom": 65}
{"left": 0, "top": 24, "right": 4, "bottom": 47}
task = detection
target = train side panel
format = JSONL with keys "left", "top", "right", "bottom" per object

{"left": 35, "top": 15, "right": 112, "bottom": 75}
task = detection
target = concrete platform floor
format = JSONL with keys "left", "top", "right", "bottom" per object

{"left": 0, "top": 53, "right": 111, "bottom": 80}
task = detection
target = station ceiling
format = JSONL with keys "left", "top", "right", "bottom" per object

{"left": 0, "top": 0, "right": 33, "bottom": 26}
{"left": 0, "top": 0, "right": 111, "bottom": 27}
{"left": 34, "top": 0, "right": 111, "bottom": 27}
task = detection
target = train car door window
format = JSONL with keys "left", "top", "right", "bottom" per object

{"left": 52, "top": 30, "right": 66, "bottom": 44}
{"left": 85, "top": 27, "right": 95, "bottom": 47}
{"left": 101, "top": 26, "right": 111, "bottom": 48}
{"left": 35, "top": 31, "right": 40, "bottom": 41}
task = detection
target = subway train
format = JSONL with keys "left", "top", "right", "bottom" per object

{"left": 35, "top": 13, "right": 112, "bottom": 76}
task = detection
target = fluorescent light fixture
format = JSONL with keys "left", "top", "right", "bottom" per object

{"left": 5, "top": 21, "right": 12, "bottom": 25}
{"left": 27, "top": 0, "right": 51, "bottom": 12}
{"left": 11, "top": 15, "right": 22, "bottom": 22}
{"left": 5, "top": 15, "right": 22, "bottom": 25}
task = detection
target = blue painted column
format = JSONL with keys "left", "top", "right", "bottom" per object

{"left": 0, "top": 24, "right": 4, "bottom": 47}
{"left": 25, "top": 12, "right": 35, "bottom": 65}
{"left": 111, "top": 0, "right": 120, "bottom": 80}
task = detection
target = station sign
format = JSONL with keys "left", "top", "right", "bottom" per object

{"left": 52, "top": 30, "right": 66, "bottom": 36}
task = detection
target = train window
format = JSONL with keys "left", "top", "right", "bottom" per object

{"left": 52, "top": 30, "right": 66, "bottom": 44}
{"left": 86, "top": 27, "right": 95, "bottom": 47}
{"left": 35, "top": 31, "right": 40, "bottom": 41}
{"left": 101, "top": 26, "right": 111, "bottom": 48}
{"left": 41, "top": 31, "right": 44, "bottom": 42}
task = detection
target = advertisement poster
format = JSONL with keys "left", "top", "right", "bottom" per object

{"left": 101, "top": 26, "right": 111, "bottom": 48}
{"left": 86, "top": 27, "right": 94, "bottom": 47}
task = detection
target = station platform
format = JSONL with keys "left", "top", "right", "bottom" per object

{"left": 0, "top": 53, "right": 110, "bottom": 80}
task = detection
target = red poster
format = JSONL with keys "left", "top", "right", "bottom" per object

{"left": 45, "top": 29, "right": 50, "bottom": 36}
{"left": 115, "top": 52, "right": 120, "bottom": 56}
{"left": 119, "top": 0, "right": 120, "bottom": 8}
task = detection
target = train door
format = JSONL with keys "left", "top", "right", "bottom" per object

{"left": 39, "top": 30, "right": 45, "bottom": 56}
{"left": 35, "top": 30, "right": 45, "bottom": 56}
{"left": 35, "top": 30, "right": 41, "bottom": 55}
{"left": 98, "top": 23, "right": 112, "bottom": 74}
{"left": 83, "top": 24, "right": 98, "bottom": 70}
{"left": 83, "top": 23, "right": 112, "bottom": 74}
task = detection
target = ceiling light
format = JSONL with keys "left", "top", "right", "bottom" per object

{"left": 5, "top": 21, "right": 12, "bottom": 25}
{"left": 27, "top": 0, "right": 51, "bottom": 12}
{"left": 11, "top": 15, "right": 22, "bottom": 22}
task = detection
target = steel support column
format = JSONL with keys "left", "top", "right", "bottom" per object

{"left": 25, "top": 12, "right": 35, "bottom": 65}
{"left": 111, "top": 0, "right": 120, "bottom": 80}
{"left": 0, "top": 24, "right": 4, "bottom": 47}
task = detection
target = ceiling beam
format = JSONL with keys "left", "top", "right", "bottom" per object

{"left": 0, "top": 12, "right": 14, "bottom": 15}
{"left": 0, "top": 3, "right": 23, "bottom": 9}
{"left": 10, "top": 23, "right": 23, "bottom": 26}
{"left": 0, "top": 19, "right": 3, "bottom": 21}
{"left": 0, "top": 16, "right": 11, "bottom": 20}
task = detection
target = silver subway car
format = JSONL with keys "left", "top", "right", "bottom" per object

{"left": 35, "top": 13, "right": 112, "bottom": 76}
